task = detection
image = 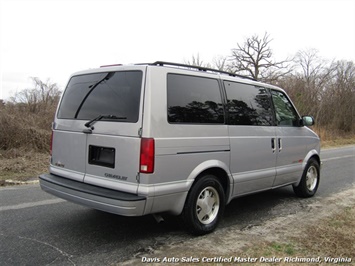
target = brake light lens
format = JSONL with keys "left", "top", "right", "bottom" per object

{"left": 140, "top": 138, "right": 155, "bottom": 173}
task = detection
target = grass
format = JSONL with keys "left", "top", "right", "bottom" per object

{"left": 321, "top": 136, "right": 355, "bottom": 149}
{"left": 314, "top": 127, "right": 355, "bottom": 149}
{"left": 0, "top": 149, "right": 49, "bottom": 185}
{"left": 238, "top": 206, "right": 355, "bottom": 266}
{"left": 298, "top": 206, "right": 355, "bottom": 258}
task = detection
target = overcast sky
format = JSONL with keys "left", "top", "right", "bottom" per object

{"left": 1, "top": 0, "right": 354, "bottom": 100}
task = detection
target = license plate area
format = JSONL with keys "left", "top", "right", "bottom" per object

{"left": 89, "top": 145, "right": 115, "bottom": 168}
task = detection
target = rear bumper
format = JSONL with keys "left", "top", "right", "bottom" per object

{"left": 39, "top": 173, "right": 147, "bottom": 216}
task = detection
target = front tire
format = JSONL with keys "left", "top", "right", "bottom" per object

{"left": 181, "top": 175, "right": 225, "bottom": 235}
{"left": 293, "top": 158, "right": 320, "bottom": 198}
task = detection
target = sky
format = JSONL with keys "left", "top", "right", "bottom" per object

{"left": 1, "top": 0, "right": 355, "bottom": 100}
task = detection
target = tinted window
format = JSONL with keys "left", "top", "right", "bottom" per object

{"left": 58, "top": 71, "right": 142, "bottom": 122}
{"left": 224, "top": 81, "right": 273, "bottom": 126}
{"left": 167, "top": 74, "right": 224, "bottom": 123}
{"left": 271, "top": 90, "right": 300, "bottom": 126}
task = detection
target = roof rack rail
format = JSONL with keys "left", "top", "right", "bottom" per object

{"left": 150, "top": 61, "right": 256, "bottom": 81}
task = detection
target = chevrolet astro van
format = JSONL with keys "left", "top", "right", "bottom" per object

{"left": 39, "top": 61, "right": 321, "bottom": 235}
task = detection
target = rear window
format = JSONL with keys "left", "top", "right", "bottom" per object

{"left": 58, "top": 71, "right": 143, "bottom": 122}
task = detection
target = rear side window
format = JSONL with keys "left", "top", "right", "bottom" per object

{"left": 224, "top": 81, "right": 273, "bottom": 126}
{"left": 167, "top": 74, "right": 224, "bottom": 124}
{"left": 58, "top": 71, "right": 142, "bottom": 122}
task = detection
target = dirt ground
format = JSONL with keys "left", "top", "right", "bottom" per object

{"left": 121, "top": 186, "right": 355, "bottom": 266}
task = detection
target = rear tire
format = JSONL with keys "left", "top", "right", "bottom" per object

{"left": 181, "top": 175, "right": 225, "bottom": 235}
{"left": 293, "top": 158, "right": 320, "bottom": 198}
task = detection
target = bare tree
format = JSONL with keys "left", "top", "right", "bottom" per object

{"left": 212, "top": 55, "right": 228, "bottom": 71}
{"left": 280, "top": 49, "right": 355, "bottom": 136}
{"left": 295, "top": 48, "right": 334, "bottom": 87}
{"left": 292, "top": 49, "right": 335, "bottom": 124}
{"left": 230, "top": 32, "right": 292, "bottom": 81}
{"left": 184, "top": 53, "right": 211, "bottom": 68}
{"left": 321, "top": 60, "right": 355, "bottom": 132}
{"left": 11, "top": 77, "right": 61, "bottom": 114}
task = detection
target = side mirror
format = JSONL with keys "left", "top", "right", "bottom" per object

{"left": 302, "top": 116, "right": 315, "bottom": 127}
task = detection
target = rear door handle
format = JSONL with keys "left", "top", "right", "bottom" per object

{"left": 271, "top": 138, "right": 276, "bottom": 153}
{"left": 278, "top": 138, "right": 282, "bottom": 152}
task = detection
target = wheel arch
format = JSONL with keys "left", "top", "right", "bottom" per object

{"left": 295, "top": 150, "right": 321, "bottom": 186}
{"left": 187, "top": 160, "right": 232, "bottom": 204}
{"left": 303, "top": 149, "right": 321, "bottom": 169}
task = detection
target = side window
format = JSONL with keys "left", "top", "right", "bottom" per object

{"left": 224, "top": 81, "right": 273, "bottom": 126}
{"left": 271, "top": 90, "right": 300, "bottom": 127}
{"left": 167, "top": 74, "right": 224, "bottom": 124}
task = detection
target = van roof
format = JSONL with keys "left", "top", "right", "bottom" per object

{"left": 72, "top": 61, "right": 283, "bottom": 92}
{"left": 148, "top": 61, "right": 257, "bottom": 81}
{"left": 97, "top": 61, "right": 255, "bottom": 81}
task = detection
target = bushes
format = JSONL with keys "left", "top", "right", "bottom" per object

{"left": 0, "top": 102, "right": 54, "bottom": 152}
{"left": 0, "top": 78, "right": 60, "bottom": 153}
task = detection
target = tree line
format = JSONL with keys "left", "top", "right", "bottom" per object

{"left": 0, "top": 32, "right": 354, "bottom": 152}
{"left": 186, "top": 32, "right": 355, "bottom": 137}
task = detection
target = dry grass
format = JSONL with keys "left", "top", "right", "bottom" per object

{"left": 321, "top": 137, "right": 355, "bottom": 149}
{"left": 238, "top": 206, "right": 355, "bottom": 266}
{"left": 0, "top": 149, "right": 49, "bottom": 185}
{"left": 314, "top": 127, "right": 355, "bottom": 148}
{"left": 299, "top": 206, "right": 355, "bottom": 258}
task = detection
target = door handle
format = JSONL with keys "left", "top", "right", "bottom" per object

{"left": 278, "top": 138, "right": 282, "bottom": 152}
{"left": 271, "top": 138, "right": 276, "bottom": 153}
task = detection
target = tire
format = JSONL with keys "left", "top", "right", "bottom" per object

{"left": 181, "top": 175, "right": 225, "bottom": 235}
{"left": 293, "top": 158, "right": 320, "bottom": 198}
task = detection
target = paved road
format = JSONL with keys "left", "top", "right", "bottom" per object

{"left": 1, "top": 146, "right": 354, "bottom": 265}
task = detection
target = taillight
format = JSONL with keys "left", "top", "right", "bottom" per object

{"left": 50, "top": 130, "right": 53, "bottom": 156}
{"left": 140, "top": 138, "right": 155, "bottom": 173}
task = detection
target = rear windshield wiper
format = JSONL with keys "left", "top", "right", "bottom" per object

{"left": 74, "top": 72, "right": 115, "bottom": 119}
{"left": 85, "top": 114, "right": 127, "bottom": 128}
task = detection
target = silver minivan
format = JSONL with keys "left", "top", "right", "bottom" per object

{"left": 39, "top": 61, "right": 321, "bottom": 235}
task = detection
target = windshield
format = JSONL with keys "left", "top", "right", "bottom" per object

{"left": 57, "top": 71, "right": 143, "bottom": 123}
